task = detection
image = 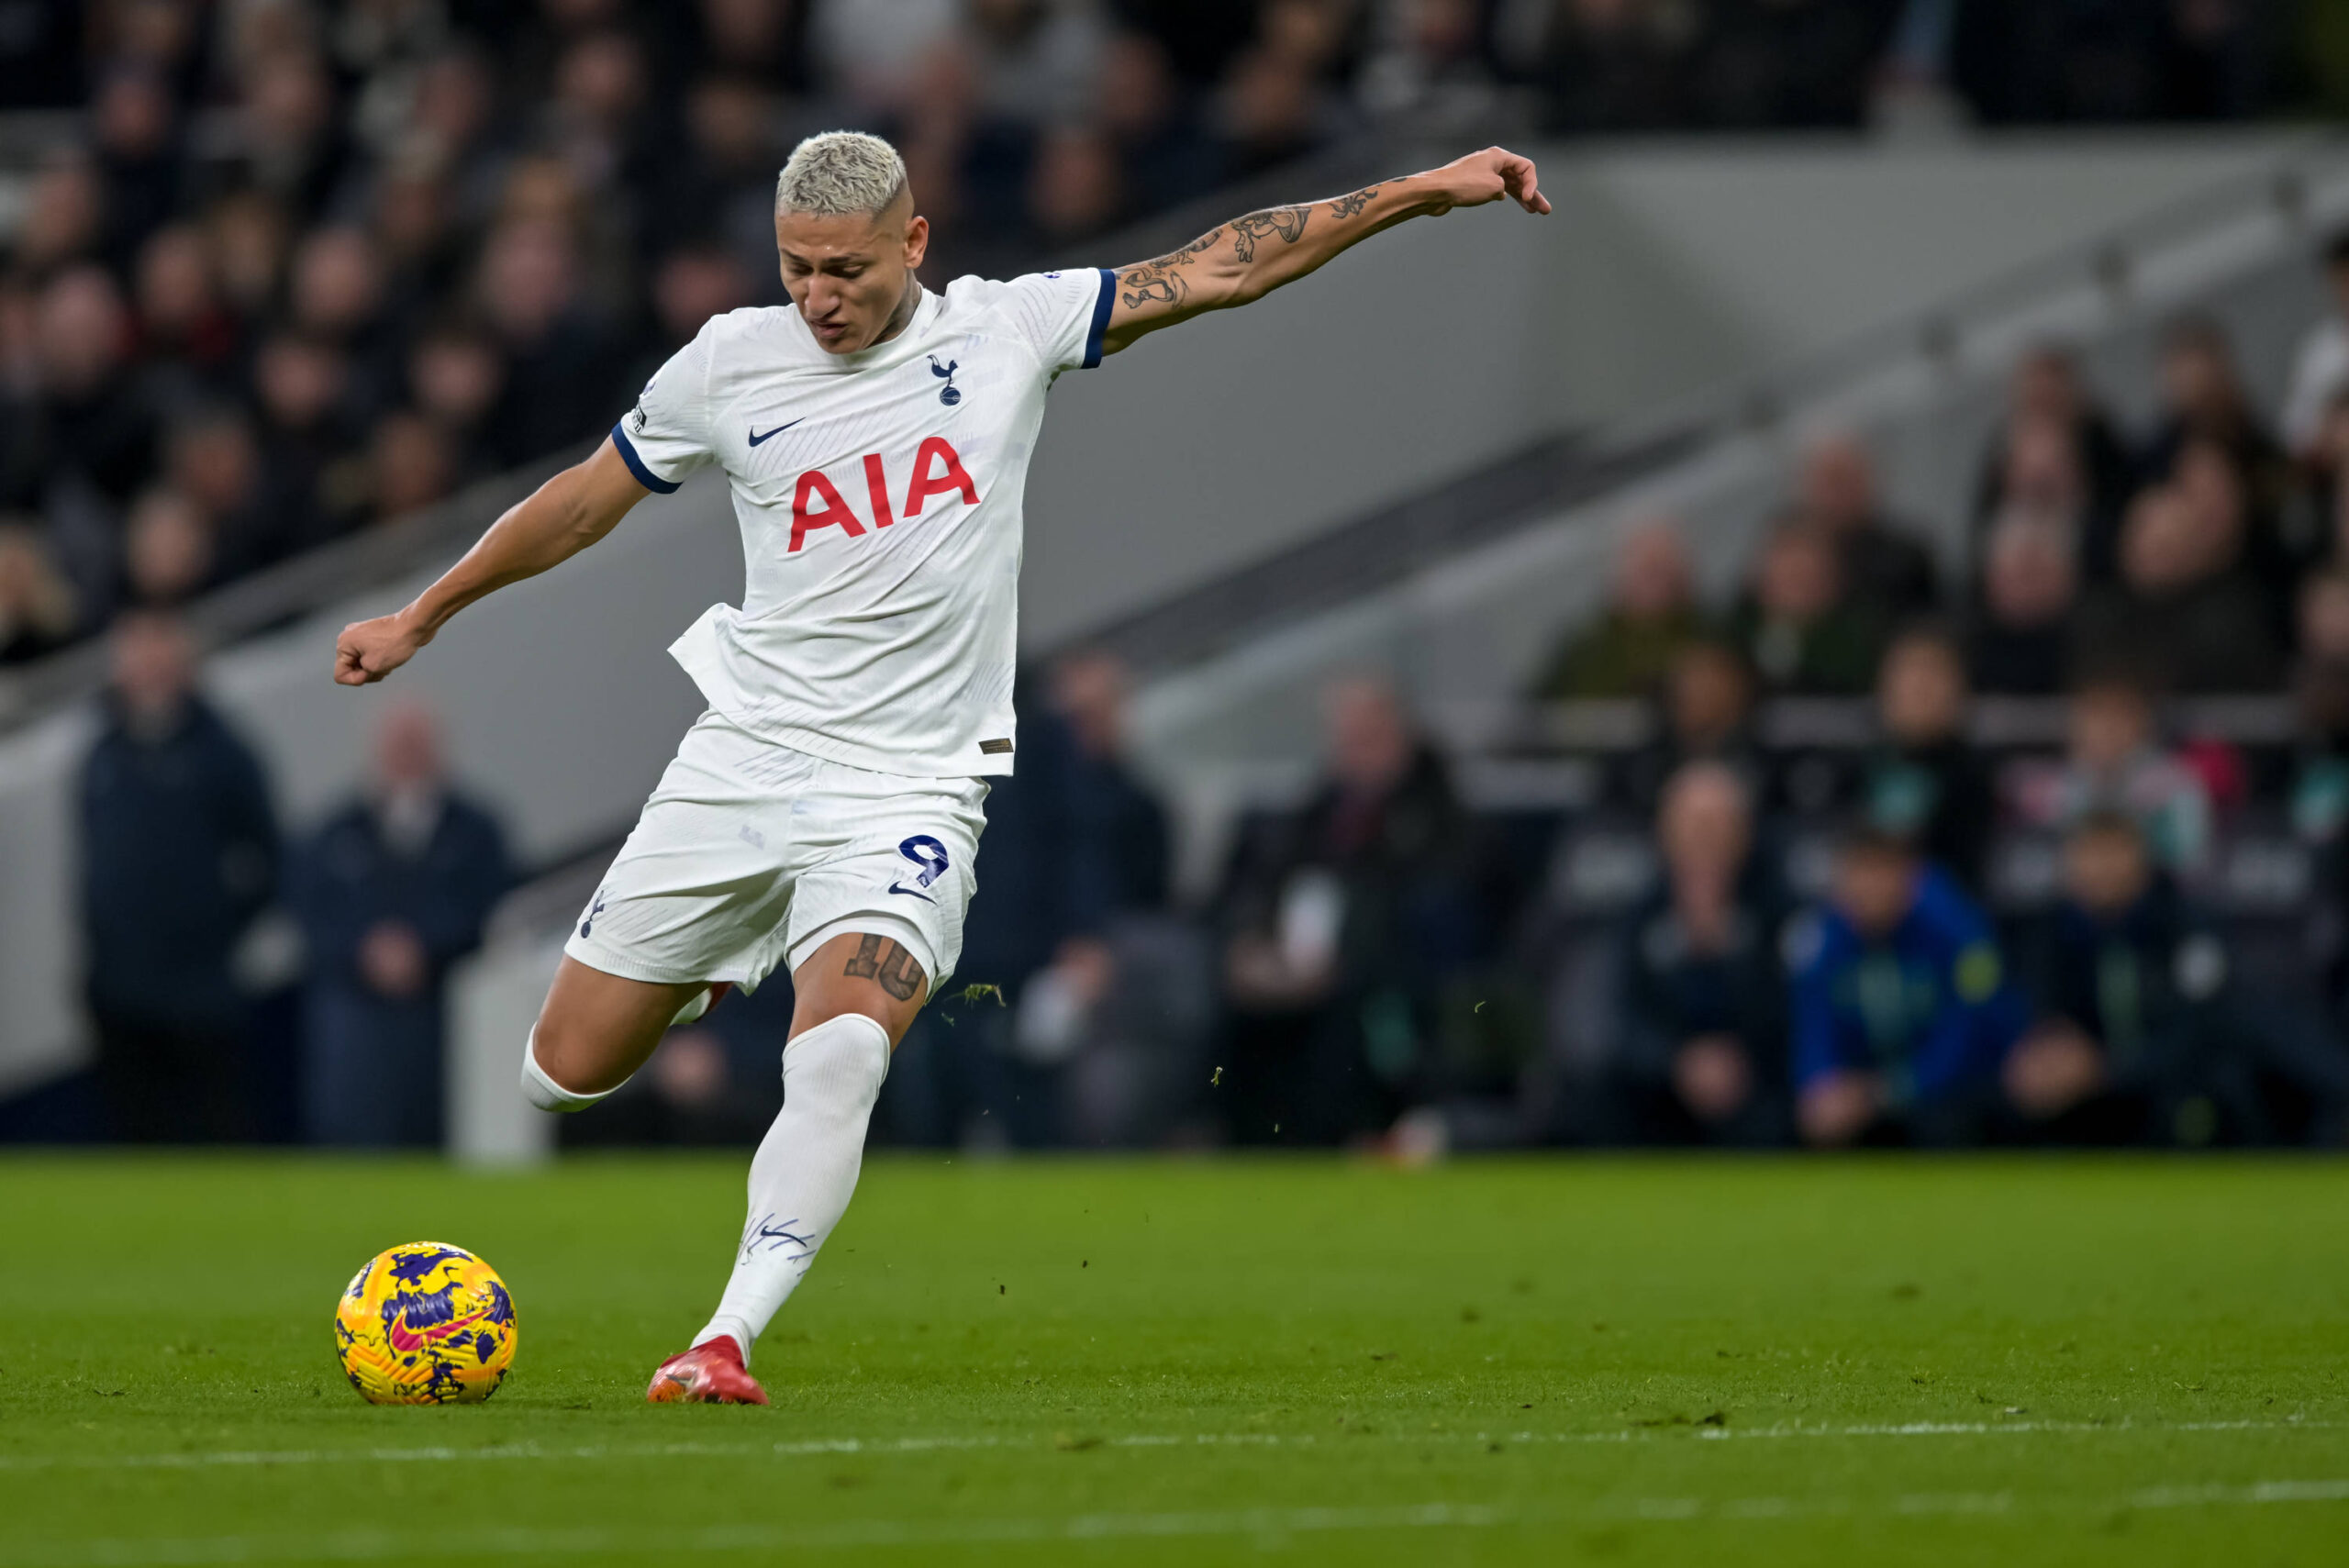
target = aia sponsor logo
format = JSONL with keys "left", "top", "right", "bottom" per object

{"left": 788, "top": 436, "right": 978, "bottom": 552}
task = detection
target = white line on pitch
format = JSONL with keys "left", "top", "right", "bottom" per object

{"left": 0, "top": 1416, "right": 2331, "bottom": 1475}
{"left": 5, "top": 1481, "right": 2349, "bottom": 1566}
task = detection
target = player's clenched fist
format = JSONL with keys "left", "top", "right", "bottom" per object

{"left": 334, "top": 612, "right": 429, "bottom": 685}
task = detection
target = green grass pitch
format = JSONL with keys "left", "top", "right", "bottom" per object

{"left": 2, "top": 1155, "right": 2344, "bottom": 1566}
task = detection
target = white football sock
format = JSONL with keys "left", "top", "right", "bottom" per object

{"left": 519, "top": 1029, "right": 618, "bottom": 1113}
{"left": 695, "top": 1011, "right": 890, "bottom": 1363}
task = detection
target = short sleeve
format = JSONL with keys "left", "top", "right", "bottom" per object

{"left": 996, "top": 270, "right": 1117, "bottom": 374}
{"left": 610, "top": 327, "right": 718, "bottom": 494}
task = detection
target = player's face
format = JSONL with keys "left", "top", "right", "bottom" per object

{"left": 775, "top": 195, "right": 930, "bottom": 354}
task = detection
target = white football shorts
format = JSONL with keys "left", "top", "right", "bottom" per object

{"left": 563, "top": 710, "right": 986, "bottom": 997}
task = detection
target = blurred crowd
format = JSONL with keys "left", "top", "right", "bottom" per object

{"left": 0, "top": 0, "right": 2328, "bottom": 668}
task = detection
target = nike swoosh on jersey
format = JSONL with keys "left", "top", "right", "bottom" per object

{"left": 886, "top": 883, "right": 936, "bottom": 903}
{"left": 747, "top": 417, "right": 806, "bottom": 446}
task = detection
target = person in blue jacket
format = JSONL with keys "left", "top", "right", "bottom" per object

{"left": 1790, "top": 825, "right": 2028, "bottom": 1146}
{"left": 291, "top": 701, "right": 510, "bottom": 1146}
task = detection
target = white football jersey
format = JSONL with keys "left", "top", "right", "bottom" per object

{"left": 612, "top": 269, "right": 1115, "bottom": 777}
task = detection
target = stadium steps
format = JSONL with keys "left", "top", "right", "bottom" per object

{"left": 1068, "top": 426, "right": 1705, "bottom": 675}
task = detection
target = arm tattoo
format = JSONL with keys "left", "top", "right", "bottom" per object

{"left": 1119, "top": 226, "right": 1222, "bottom": 308}
{"left": 1327, "top": 186, "right": 1379, "bottom": 220}
{"left": 842, "top": 933, "right": 924, "bottom": 1002}
{"left": 1229, "top": 206, "right": 1309, "bottom": 261}
{"left": 1119, "top": 265, "right": 1186, "bottom": 310}
{"left": 1111, "top": 204, "right": 1313, "bottom": 318}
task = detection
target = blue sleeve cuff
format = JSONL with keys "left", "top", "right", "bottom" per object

{"left": 609, "top": 424, "right": 681, "bottom": 494}
{"left": 1081, "top": 268, "right": 1116, "bottom": 369}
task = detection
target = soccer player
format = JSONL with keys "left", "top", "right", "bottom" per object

{"left": 332, "top": 131, "right": 1550, "bottom": 1403}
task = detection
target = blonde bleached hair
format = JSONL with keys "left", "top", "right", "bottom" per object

{"left": 774, "top": 131, "right": 908, "bottom": 219}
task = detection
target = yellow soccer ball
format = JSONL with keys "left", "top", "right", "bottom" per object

{"left": 333, "top": 1241, "right": 517, "bottom": 1405}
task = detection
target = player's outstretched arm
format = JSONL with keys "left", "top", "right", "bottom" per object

{"left": 1098, "top": 146, "right": 1549, "bottom": 355}
{"left": 332, "top": 437, "right": 652, "bottom": 686}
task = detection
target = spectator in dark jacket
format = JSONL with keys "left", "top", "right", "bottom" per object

{"left": 1974, "top": 410, "right": 2107, "bottom": 599}
{"left": 1610, "top": 639, "right": 1765, "bottom": 815}
{"left": 18, "top": 267, "right": 159, "bottom": 509}
{"left": 1791, "top": 432, "right": 1940, "bottom": 619}
{"left": 1607, "top": 761, "right": 1789, "bottom": 1145}
{"left": 2073, "top": 479, "right": 2283, "bottom": 695}
{"left": 2137, "top": 316, "right": 2289, "bottom": 554}
{"left": 1012, "top": 650, "right": 1198, "bottom": 1147}
{"left": 2011, "top": 814, "right": 2349, "bottom": 1146}
{"left": 1791, "top": 828, "right": 2027, "bottom": 1146}
{"left": 1054, "top": 650, "right": 1172, "bottom": 924}
{"left": 1860, "top": 626, "right": 1995, "bottom": 890}
{"left": 1219, "top": 676, "right": 1477, "bottom": 1144}
{"left": 1971, "top": 346, "right": 2130, "bottom": 579}
{"left": 1531, "top": 517, "right": 1711, "bottom": 700}
{"left": 1966, "top": 513, "right": 2078, "bottom": 695}
{"left": 291, "top": 702, "right": 510, "bottom": 1147}
{"left": 78, "top": 613, "right": 277, "bottom": 1141}
{"left": 1727, "top": 521, "right": 1885, "bottom": 695}
{"left": 477, "top": 217, "right": 623, "bottom": 466}
{"left": 2008, "top": 814, "right": 2224, "bottom": 1144}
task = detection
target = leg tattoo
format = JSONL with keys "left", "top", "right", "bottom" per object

{"left": 842, "top": 934, "right": 923, "bottom": 1002}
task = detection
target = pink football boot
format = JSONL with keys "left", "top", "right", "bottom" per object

{"left": 645, "top": 1337, "right": 769, "bottom": 1405}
